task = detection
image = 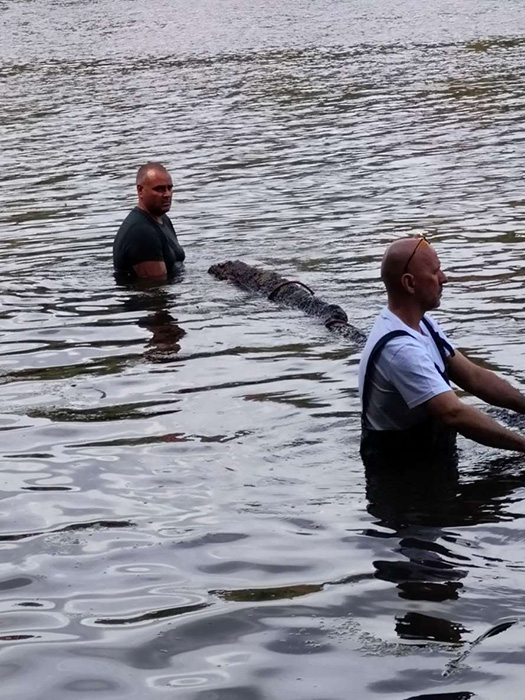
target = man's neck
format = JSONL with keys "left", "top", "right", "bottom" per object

{"left": 387, "top": 302, "right": 424, "bottom": 332}
{"left": 138, "top": 204, "right": 163, "bottom": 224}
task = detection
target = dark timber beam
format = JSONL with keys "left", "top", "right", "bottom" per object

{"left": 208, "top": 260, "right": 366, "bottom": 345}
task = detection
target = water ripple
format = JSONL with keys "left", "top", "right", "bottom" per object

{"left": 1, "top": 1, "right": 525, "bottom": 698}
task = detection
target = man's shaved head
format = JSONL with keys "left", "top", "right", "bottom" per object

{"left": 381, "top": 237, "right": 432, "bottom": 293}
{"left": 135, "top": 162, "right": 173, "bottom": 219}
{"left": 380, "top": 236, "right": 448, "bottom": 314}
{"left": 136, "top": 162, "right": 169, "bottom": 186}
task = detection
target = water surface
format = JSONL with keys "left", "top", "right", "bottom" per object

{"left": 1, "top": 1, "right": 525, "bottom": 698}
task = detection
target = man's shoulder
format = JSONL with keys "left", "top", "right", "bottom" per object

{"left": 117, "top": 208, "right": 159, "bottom": 237}
{"left": 359, "top": 308, "right": 431, "bottom": 374}
{"left": 373, "top": 333, "right": 427, "bottom": 372}
{"left": 119, "top": 207, "right": 146, "bottom": 227}
{"left": 364, "top": 308, "right": 418, "bottom": 345}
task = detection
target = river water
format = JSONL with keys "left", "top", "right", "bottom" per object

{"left": 1, "top": 1, "right": 525, "bottom": 698}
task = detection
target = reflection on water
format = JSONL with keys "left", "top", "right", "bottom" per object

{"left": 366, "top": 454, "right": 525, "bottom": 648}
{"left": 367, "top": 464, "right": 468, "bottom": 622}
{"left": 121, "top": 286, "right": 186, "bottom": 362}
{"left": 1, "top": 0, "right": 525, "bottom": 698}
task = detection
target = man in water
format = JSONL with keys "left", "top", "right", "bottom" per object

{"left": 113, "top": 162, "right": 185, "bottom": 280}
{"left": 358, "top": 236, "right": 525, "bottom": 465}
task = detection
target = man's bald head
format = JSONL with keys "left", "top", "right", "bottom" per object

{"left": 136, "top": 162, "right": 169, "bottom": 186}
{"left": 381, "top": 237, "right": 432, "bottom": 292}
{"left": 380, "top": 236, "right": 448, "bottom": 313}
{"left": 135, "top": 162, "right": 173, "bottom": 220}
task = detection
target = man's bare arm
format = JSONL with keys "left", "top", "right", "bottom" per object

{"left": 448, "top": 351, "right": 525, "bottom": 414}
{"left": 426, "top": 390, "right": 525, "bottom": 453}
{"left": 133, "top": 260, "right": 168, "bottom": 280}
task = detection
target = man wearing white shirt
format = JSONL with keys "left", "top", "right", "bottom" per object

{"left": 358, "top": 236, "right": 525, "bottom": 465}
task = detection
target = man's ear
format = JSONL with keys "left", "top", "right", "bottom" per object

{"left": 401, "top": 273, "right": 416, "bottom": 295}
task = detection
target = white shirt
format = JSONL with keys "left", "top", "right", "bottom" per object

{"left": 358, "top": 308, "right": 454, "bottom": 430}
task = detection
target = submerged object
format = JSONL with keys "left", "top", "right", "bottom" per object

{"left": 443, "top": 617, "right": 518, "bottom": 678}
{"left": 208, "top": 260, "right": 366, "bottom": 345}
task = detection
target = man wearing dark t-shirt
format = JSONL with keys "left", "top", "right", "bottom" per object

{"left": 113, "top": 162, "right": 185, "bottom": 280}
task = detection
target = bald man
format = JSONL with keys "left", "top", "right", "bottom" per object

{"left": 358, "top": 236, "right": 525, "bottom": 465}
{"left": 113, "top": 162, "right": 185, "bottom": 281}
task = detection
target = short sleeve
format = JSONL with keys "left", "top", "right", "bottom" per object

{"left": 125, "top": 223, "right": 163, "bottom": 266}
{"left": 381, "top": 338, "right": 453, "bottom": 409}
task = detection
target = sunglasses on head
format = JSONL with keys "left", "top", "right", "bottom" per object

{"left": 403, "top": 235, "right": 428, "bottom": 275}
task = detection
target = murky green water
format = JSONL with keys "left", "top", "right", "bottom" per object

{"left": 1, "top": 1, "right": 525, "bottom": 698}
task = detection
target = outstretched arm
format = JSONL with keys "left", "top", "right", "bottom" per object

{"left": 426, "top": 390, "right": 525, "bottom": 453}
{"left": 448, "top": 351, "right": 525, "bottom": 414}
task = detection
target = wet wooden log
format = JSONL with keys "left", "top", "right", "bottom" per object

{"left": 208, "top": 260, "right": 366, "bottom": 345}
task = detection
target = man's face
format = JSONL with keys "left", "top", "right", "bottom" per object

{"left": 137, "top": 168, "right": 173, "bottom": 218}
{"left": 411, "top": 244, "right": 448, "bottom": 311}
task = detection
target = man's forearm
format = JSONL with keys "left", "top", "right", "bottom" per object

{"left": 447, "top": 403, "right": 525, "bottom": 453}
{"left": 470, "top": 370, "right": 525, "bottom": 414}
{"left": 449, "top": 352, "right": 525, "bottom": 414}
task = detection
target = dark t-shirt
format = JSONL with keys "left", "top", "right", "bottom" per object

{"left": 113, "top": 207, "right": 185, "bottom": 278}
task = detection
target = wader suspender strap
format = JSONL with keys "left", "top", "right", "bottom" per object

{"left": 421, "top": 316, "right": 454, "bottom": 384}
{"left": 361, "top": 319, "right": 454, "bottom": 426}
{"left": 361, "top": 330, "right": 410, "bottom": 423}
